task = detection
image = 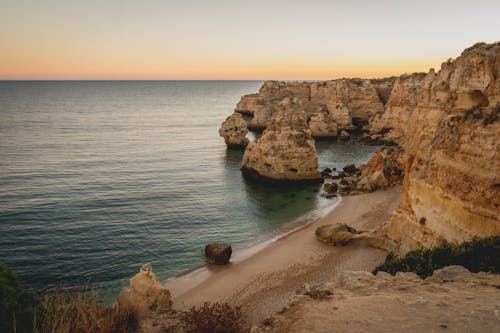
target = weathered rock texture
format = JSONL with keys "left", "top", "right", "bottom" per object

{"left": 370, "top": 42, "right": 500, "bottom": 253}
{"left": 315, "top": 223, "right": 397, "bottom": 251}
{"left": 359, "top": 147, "right": 405, "bottom": 191}
{"left": 205, "top": 243, "right": 232, "bottom": 265}
{"left": 253, "top": 266, "right": 500, "bottom": 333}
{"left": 218, "top": 113, "right": 249, "bottom": 148}
{"left": 234, "top": 79, "right": 386, "bottom": 133}
{"left": 117, "top": 264, "right": 172, "bottom": 317}
{"left": 241, "top": 98, "right": 322, "bottom": 182}
{"left": 308, "top": 106, "right": 338, "bottom": 137}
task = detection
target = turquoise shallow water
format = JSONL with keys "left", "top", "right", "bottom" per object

{"left": 0, "top": 81, "right": 380, "bottom": 297}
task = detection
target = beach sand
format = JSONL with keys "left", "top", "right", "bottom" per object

{"left": 166, "top": 187, "right": 402, "bottom": 323}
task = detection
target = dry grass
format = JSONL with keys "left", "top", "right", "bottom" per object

{"left": 185, "top": 302, "right": 244, "bottom": 333}
{"left": 34, "top": 291, "right": 138, "bottom": 333}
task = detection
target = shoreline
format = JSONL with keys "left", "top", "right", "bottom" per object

{"left": 162, "top": 196, "right": 343, "bottom": 295}
{"left": 165, "top": 187, "right": 402, "bottom": 322}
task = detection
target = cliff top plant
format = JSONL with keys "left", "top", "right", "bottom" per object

{"left": 0, "top": 264, "right": 43, "bottom": 333}
{"left": 185, "top": 301, "right": 244, "bottom": 333}
{"left": 373, "top": 236, "right": 500, "bottom": 278}
{"left": 0, "top": 263, "right": 137, "bottom": 333}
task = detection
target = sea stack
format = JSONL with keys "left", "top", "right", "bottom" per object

{"left": 241, "top": 97, "right": 322, "bottom": 182}
{"left": 219, "top": 112, "right": 250, "bottom": 148}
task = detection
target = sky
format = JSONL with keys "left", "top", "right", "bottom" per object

{"left": 0, "top": 0, "right": 499, "bottom": 80}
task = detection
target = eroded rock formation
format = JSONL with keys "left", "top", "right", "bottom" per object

{"left": 359, "top": 147, "right": 405, "bottom": 191}
{"left": 370, "top": 42, "right": 500, "bottom": 253}
{"left": 241, "top": 98, "right": 322, "bottom": 182}
{"left": 308, "top": 106, "right": 338, "bottom": 137}
{"left": 117, "top": 264, "right": 172, "bottom": 316}
{"left": 219, "top": 113, "right": 249, "bottom": 148}
{"left": 315, "top": 223, "right": 397, "bottom": 251}
{"left": 234, "top": 79, "right": 386, "bottom": 133}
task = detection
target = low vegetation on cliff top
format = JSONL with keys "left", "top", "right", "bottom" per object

{"left": 0, "top": 264, "right": 43, "bottom": 333}
{"left": 0, "top": 263, "right": 137, "bottom": 333}
{"left": 185, "top": 301, "right": 244, "bottom": 333}
{"left": 374, "top": 236, "right": 500, "bottom": 278}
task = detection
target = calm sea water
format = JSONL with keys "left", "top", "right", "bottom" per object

{"left": 0, "top": 81, "right": 380, "bottom": 297}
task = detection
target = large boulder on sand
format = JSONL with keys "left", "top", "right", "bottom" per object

{"left": 315, "top": 223, "right": 363, "bottom": 246}
{"left": 219, "top": 113, "right": 250, "bottom": 148}
{"left": 205, "top": 243, "right": 232, "bottom": 265}
{"left": 316, "top": 223, "right": 398, "bottom": 252}
{"left": 117, "top": 264, "right": 172, "bottom": 316}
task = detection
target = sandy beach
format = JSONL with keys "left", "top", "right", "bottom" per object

{"left": 166, "top": 187, "right": 402, "bottom": 323}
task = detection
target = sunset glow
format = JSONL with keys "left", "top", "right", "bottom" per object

{"left": 1, "top": 0, "right": 499, "bottom": 80}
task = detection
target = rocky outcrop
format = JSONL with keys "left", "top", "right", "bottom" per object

{"left": 315, "top": 223, "right": 364, "bottom": 245}
{"left": 241, "top": 98, "right": 322, "bottom": 182}
{"left": 315, "top": 223, "right": 396, "bottom": 250}
{"left": 339, "top": 130, "right": 350, "bottom": 140}
{"left": 234, "top": 79, "right": 385, "bottom": 133}
{"left": 359, "top": 147, "right": 405, "bottom": 190}
{"left": 205, "top": 243, "right": 232, "bottom": 265}
{"left": 370, "top": 42, "right": 500, "bottom": 253}
{"left": 219, "top": 113, "right": 249, "bottom": 148}
{"left": 321, "top": 149, "right": 404, "bottom": 196}
{"left": 253, "top": 266, "right": 500, "bottom": 333}
{"left": 117, "top": 264, "right": 172, "bottom": 317}
{"left": 308, "top": 106, "right": 338, "bottom": 137}
{"left": 235, "top": 93, "right": 260, "bottom": 116}
{"left": 370, "top": 77, "right": 397, "bottom": 105}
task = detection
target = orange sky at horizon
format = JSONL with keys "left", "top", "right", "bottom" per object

{"left": 1, "top": 0, "right": 499, "bottom": 80}
{"left": 1, "top": 51, "right": 440, "bottom": 80}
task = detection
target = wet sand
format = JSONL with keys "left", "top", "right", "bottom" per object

{"left": 166, "top": 187, "right": 402, "bottom": 323}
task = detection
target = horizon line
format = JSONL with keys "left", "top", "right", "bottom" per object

{"left": 0, "top": 75, "right": 407, "bottom": 82}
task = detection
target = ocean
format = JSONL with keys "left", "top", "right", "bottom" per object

{"left": 0, "top": 81, "right": 380, "bottom": 298}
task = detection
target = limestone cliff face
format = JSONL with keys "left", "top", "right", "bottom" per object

{"left": 370, "top": 77, "right": 397, "bottom": 105}
{"left": 309, "top": 79, "right": 384, "bottom": 129}
{"left": 371, "top": 42, "right": 500, "bottom": 253}
{"left": 308, "top": 106, "right": 338, "bottom": 137}
{"left": 241, "top": 98, "right": 322, "bottom": 182}
{"left": 219, "top": 113, "right": 249, "bottom": 148}
{"left": 234, "top": 79, "right": 384, "bottom": 133}
{"left": 359, "top": 147, "right": 405, "bottom": 191}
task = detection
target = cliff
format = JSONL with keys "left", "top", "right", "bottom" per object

{"left": 370, "top": 42, "right": 500, "bottom": 253}
{"left": 234, "top": 78, "right": 387, "bottom": 133}
{"left": 241, "top": 98, "right": 322, "bottom": 182}
{"left": 226, "top": 41, "right": 499, "bottom": 250}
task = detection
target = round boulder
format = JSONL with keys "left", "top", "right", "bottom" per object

{"left": 205, "top": 243, "right": 232, "bottom": 265}
{"left": 323, "top": 182, "right": 339, "bottom": 193}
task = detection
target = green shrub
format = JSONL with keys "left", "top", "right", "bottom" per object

{"left": 373, "top": 236, "right": 500, "bottom": 278}
{"left": 0, "top": 264, "right": 44, "bottom": 333}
